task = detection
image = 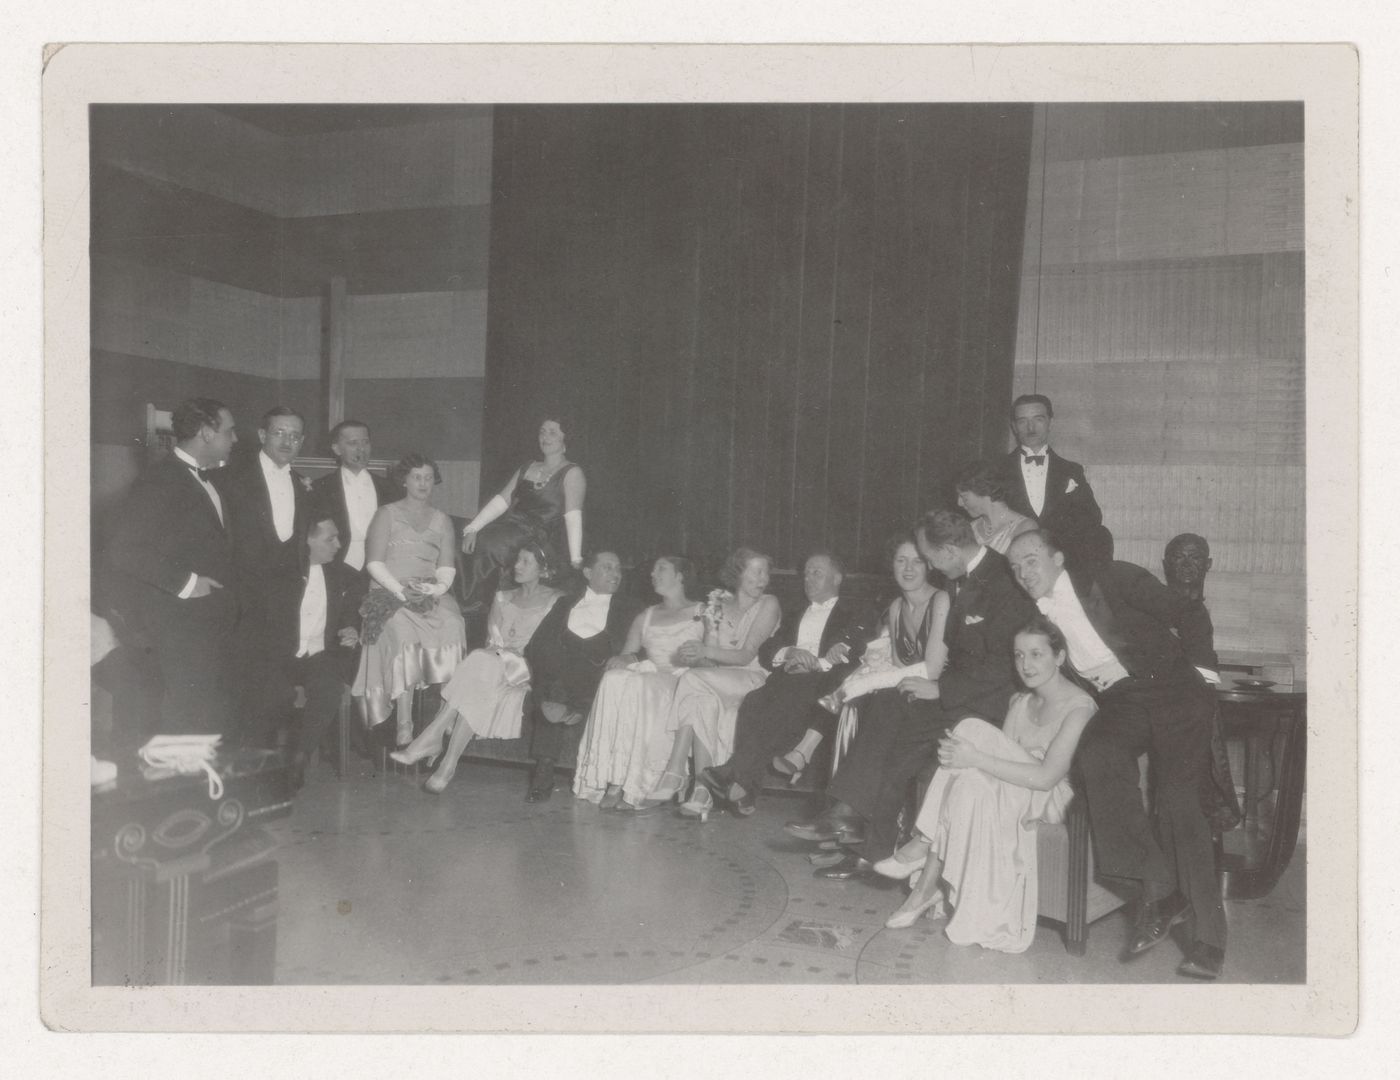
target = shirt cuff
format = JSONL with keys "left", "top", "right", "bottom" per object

{"left": 771, "top": 647, "right": 790, "bottom": 668}
{"left": 817, "top": 658, "right": 833, "bottom": 672}
{"left": 177, "top": 573, "right": 198, "bottom": 599}
{"left": 1196, "top": 666, "right": 1221, "bottom": 685}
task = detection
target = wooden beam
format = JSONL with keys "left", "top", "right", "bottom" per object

{"left": 324, "top": 275, "right": 347, "bottom": 431}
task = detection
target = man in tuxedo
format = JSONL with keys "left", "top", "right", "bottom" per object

{"left": 698, "top": 551, "right": 870, "bottom": 815}
{"left": 310, "top": 419, "right": 394, "bottom": 572}
{"left": 1006, "top": 529, "right": 1226, "bottom": 979}
{"left": 789, "top": 510, "right": 1034, "bottom": 879}
{"left": 1002, "top": 394, "right": 1104, "bottom": 566}
{"left": 521, "top": 550, "right": 643, "bottom": 802}
{"left": 216, "top": 405, "right": 312, "bottom": 747}
{"left": 280, "top": 515, "right": 366, "bottom": 791}
{"left": 104, "top": 397, "right": 239, "bottom": 735}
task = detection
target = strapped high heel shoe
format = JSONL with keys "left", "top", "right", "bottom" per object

{"left": 770, "top": 748, "right": 810, "bottom": 786}
{"left": 884, "top": 890, "right": 948, "bottom": 930}
{"left": 677, "top": 782, "right": 714, "bottom": 823}
{"left": 649, "top": 769, "right": 689, "bottom": 804}
{"left": 872, "top": 841, "right": 931, "bottom": 881}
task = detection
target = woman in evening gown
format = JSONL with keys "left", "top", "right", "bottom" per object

{"left": 954, "top": 459, "right": 1036, "bottom": 556}
{"left": 874, "top": 615, "right": 1097, "bottom": 953}
{"left": 653, "top": 547, "right": 781, "bottom": 821}
{"left": 573, "top": 556, "right": 703, "bottom": 810}
{"left": 460, "top": 417, "right": 585, "bottom": 611}
{"left": 354, "top": 454, "right": 467, "bottom": 746}
{"left": 390, "top": 543, "right": 562, "bottom": 792}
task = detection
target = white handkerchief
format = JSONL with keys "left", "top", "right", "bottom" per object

{"left": 1065, "top": 478, "right": 1079, "bottom": 493}
{"left": 964, "top": 614, "right": 984, "bottom": 625}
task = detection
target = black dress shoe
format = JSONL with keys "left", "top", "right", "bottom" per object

{"left": 525, "top": 780, "right": 554, "bottom": 803}
{"left": 813, "top": 852, "right": 873, "bottom": 880}
{"left": 525, "top": 759, "right": 556, "bottom": 802}
{"left": 1126, "top": 892, "right": 1193, "bottom": 956}
{"left": 1177, "top": 942, "right": 1224, "bottom": 980}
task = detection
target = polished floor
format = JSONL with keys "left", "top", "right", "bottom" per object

{"left": 267, "top": 756, "right": 1306, "bottom": 986}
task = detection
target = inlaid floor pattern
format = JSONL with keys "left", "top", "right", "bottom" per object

{"left": 269, "top": 758, "right": 1306, "bottom": 985}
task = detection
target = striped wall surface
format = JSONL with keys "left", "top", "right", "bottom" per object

{"left": 1014, "top": 103, "right": 1306, "bottom": 670}
{"left": 90, "top": 106, "right": 492, "bottom": 524}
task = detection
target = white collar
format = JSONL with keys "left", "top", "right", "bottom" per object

{"left": 580, "top": 588, "right": 611, "bottom": 604}
{"left": 173, "top": 447, "right": 202, "bottom": 471}
{"left": 1048, "top": 568, "right": 1076, "bottom": 603}
{"left": 259, "top": 450, "right": 291, "bottom": 475}
{"left": 1020, "top": 445, "right": 1050, "bottom": 461}
{"left": 807, "top": 595, "right": 839, "bottom": 610}
{"left": 964, "top": 546, "right": 988, "bottom": 575}
{"left": 341, "top": 465, "right": 373, "bottom": 484}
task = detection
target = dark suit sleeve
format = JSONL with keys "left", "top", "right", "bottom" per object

{"left": 523, "top": 597, "right": 571, "bottom": 688}
{"left": 757, "top": 610, "right": 798, "bottom": 669}
{"left": 1113, "top": 563, "right": 1217, "bottom": 670}
{"left": 938, "top": 568, "right": 1035, "bottom": 719}
{"left": 107, "top": 470, "right": 197, "bottom": 596}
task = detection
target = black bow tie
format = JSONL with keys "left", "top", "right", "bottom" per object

{"left": 1022, "top": 454, "right": 1046, "bottom": 466}
{"left": 187, "top": 464, "right": 213, "bottom": 482}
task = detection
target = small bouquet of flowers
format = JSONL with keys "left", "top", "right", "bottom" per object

{"left": 696, "top": 587, "right": 731, "bottom": 637}
{"left": 360, "top": 578, "right": 440, "bottom": 645}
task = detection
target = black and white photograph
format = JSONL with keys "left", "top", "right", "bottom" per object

{"left": 36, "top": 41, "right": 1359, "bottom": 1039}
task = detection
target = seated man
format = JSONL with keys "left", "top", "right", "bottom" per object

{"left": 1007, "top": 528, "right": 1226, "bottom": 979}
{"left": 786, "top": 509, "right": 1034, "bottom": 880}
{"left": 697, "top": 550, "right": 871, "bottom": 815}
{"left": 522, "top": 550, "right": 643, "bottom": 802}
{"left": 283, "top": 515, "right": 366, "bottom": 791}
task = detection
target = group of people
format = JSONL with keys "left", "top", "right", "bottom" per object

{"left": 103, "top": 390, "right": 1231, "bottom": 979}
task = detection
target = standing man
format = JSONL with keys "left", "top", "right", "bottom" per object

{"left": 104, "top": 397, "right": 239, "bottom": 735}
{"left": 311, "top": 419, "right": 394, "bottom": 573}
{"left": 1003, "top": 394, "right": 1104, "bottom": 566}
{"left": 216, "top": 405, "right": 311, "bottom": 747}
{"left": 522, "top": 550, "right": 642, "bottom": 802}
{"left": 698, "top": 551, "right": 870, "bottom": 816}
{"left": 789, "top": 510, "right": 1033, "bottom": 879}
{"left": 281, "top": 516, "right": 365, "bottom": 791}
{"left": 1006, "top": 529, "right": 1226, "bottom": 979}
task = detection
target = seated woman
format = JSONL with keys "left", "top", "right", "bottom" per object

{"left": 573, "top": 556, "right": 703, "bottom": 810}
{"left": 390, "top": 543, "right": 562, "bottom": 792}
{"left": 354, "top": 454, "right": 467, "bottom": 747}
{"left": 459, "top": 417, "right": 585, "bottom": 612}
{"left": 655, "top": 547, "right": 781, "bottom": 821}
{"left": 875, "top": 615, "right": 1097, "bottom": 953}
{"left": 769, "top": 532, "right": 949, "bottom": 785}
{"left": 954, "top": 459, "right": 1036, "bottom": 555}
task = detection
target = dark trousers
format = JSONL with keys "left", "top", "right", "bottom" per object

{"left": 1076, "top": 663, "right": 1226, "bottom": 949}
{"left": 529, "top": 705, "right": 587, "bottom": 764}
{"left": 284, "top": 652, "right": 349, "bottom": 758}
{"left": 148, "top": 595, "right": 237, "bottom": 736}
{"left": 826, "top": 689, "right": 960, "bottom": 861}
{"left": 528, "top": 629, "right": 616, "bottom": 765}
{"left": 727, "top": 668, "right": 844, "bottom": 798}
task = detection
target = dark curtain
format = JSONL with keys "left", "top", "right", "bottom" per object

{"left": 483, "top": 104, "right": 1033, "bottom": 575}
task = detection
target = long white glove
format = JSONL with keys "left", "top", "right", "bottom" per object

{"left": 564, "top": 509, "right": 583, "bottom": 565}
{"left": 415, "top": 565, "right": 457, "bottom": 599}
{"left": 465, "top": 494, "right": 509, "bottom": 535}
{"left": 367, "top": 560, "right": 407, "bottom": 601}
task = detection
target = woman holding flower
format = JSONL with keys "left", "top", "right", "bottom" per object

{"left": 653, "top": 547, "right": 781, "bottom": 819}
{"left": 353, "top": 453, "right": 467, "bottom": 746}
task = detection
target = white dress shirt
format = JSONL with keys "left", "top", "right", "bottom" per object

{"left": 297, "top": 564, "right": 328, "bottom": 658}
{"left": 772, "top": 595, "right": 839, "bottom": 671}
{"left": 1019, "top": 446, "right": 1050, "bottom": 516}
{"left": 259, "top": 451, "right": 296, "bottom": 543}
{"left": 567, "top": 588, "right": 613, "bottom": 638}
{"left": 340, "top": 466, "right": 379, "bottom": 571}
{"left": 1036, "top": 570, "right": 1129, "bottom": 690}
{"left": 173, "top": 446, "right": 224, "bottom": 599}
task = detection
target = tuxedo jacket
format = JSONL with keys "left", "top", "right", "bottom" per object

{"left": 939, "top": 548, "right": 1038, "bottom": 723}
{"left": 299, "top": 559, "right": 368, "bottom": 684}
{"left": 1003, "top": 447, "right": 1102, "bottom": 544}
{"left": 1065, "top": 560, "right": 1216, "bottom": 683}
{"left": 524, "top": 590, "right": 645, "bottom": 710}
{"left": 214, "top": 451, "right": 311, "bottom": 635}
{"left": 104, "top": 453, "right": 238, "bottom": 638}
{"left": 756, "top": 594, "right": 874, "bottom": 676}
{"left": 310, "top": 467, "right": 396, "bottom": 567}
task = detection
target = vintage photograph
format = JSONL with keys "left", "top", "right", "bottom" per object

{"left": 40, "top": 43, "right": 1358, "bottom": 1036}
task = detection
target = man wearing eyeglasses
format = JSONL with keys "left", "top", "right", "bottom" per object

{"left": 215, "top": 405, "right": 313, "bottom": 748}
